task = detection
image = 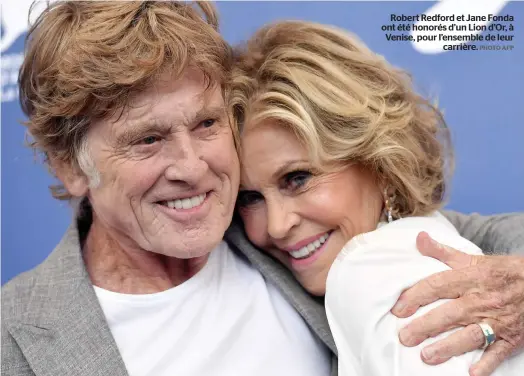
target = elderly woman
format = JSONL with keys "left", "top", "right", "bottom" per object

{"left": 229, "top": 21, "right": 524, "bottom": 376}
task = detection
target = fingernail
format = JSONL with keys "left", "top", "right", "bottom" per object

{"left": 393, "top": 301, "right": 405, "bottom": 314}
{"left": 422, "top": 347, "right": 435, "bottom": 360}
{"left": 399, "top": 329, "right": 413, "bottom": 346}
{"left": 429, "top": 236, "right": 441, "bottom": 249}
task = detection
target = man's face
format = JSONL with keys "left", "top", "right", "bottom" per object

{"left": 74, "top": 68, "right": 240, "bottom": 258}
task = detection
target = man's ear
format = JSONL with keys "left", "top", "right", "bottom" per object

{"left": 51, "top": 158, "right": 89, "bottom": 197}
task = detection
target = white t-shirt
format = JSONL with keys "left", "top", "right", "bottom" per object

{"left": 94, "top": 241, "right": 331, "bottom": 376}
{"left": 325, "top": 212, "right": 523, "bottom": 376}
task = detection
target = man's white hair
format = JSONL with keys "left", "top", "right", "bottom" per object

{"left": 76, "top": 138, "right": 101, "bottom": 189}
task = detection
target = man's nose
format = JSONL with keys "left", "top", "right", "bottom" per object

{"left": 266, "top": 198, "right": 300, "bottom": 240}
{"left": 163, "top": 134, "right": 207, "bottom": 185}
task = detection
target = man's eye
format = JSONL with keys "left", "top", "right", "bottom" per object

{"left": 139, "top": 136, "right": 161, "bottom": 145}
{"left": 200, "top": 119, "right": 217, "bottom": 128}
{"left": 284, "top": 170, "right": 312, "bottom": 190}
{"left": 237, "top": 191, "right": 263, "bottom": 208}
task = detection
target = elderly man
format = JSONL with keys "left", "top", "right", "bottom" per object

{"left": 2, "top": 2, "right": 523, "bottom": 376}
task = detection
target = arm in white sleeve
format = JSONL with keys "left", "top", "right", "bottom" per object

{"left": 324, "top": 215, "right": 514, "bottom": 376}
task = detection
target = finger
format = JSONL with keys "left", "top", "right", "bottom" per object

{"left": 420, "top": 323, "right": 487, "bottom": 365}
{"left": 469, "top": 340, "right": 514, "bottom": 376}
{"left": 399, "top": 297, "right": 473, "bottom": 347}
{"left": 416, "top": 231, "right": 479, "bottom": 270}
{"left": 392, "top": 269, "right": 475, "bottom": 317}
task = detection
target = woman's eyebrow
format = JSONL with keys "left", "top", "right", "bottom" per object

{"left": 272, "top": 159, "right": 309, "bottom": 180}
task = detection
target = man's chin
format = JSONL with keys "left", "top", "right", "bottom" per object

{"left": 153, "top": 236, "right": 223, "bottom": 260}
{"left": 167, "top": 247, "right": 214, "bottom": 260}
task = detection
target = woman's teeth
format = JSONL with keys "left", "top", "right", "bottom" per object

{"left": 289, "top": 233, "right": 329, "bottom": 259}
{"left": 164, "top": 193, "right": 206, "bottom": 209}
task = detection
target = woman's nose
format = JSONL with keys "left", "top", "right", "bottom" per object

{"left": 266, "top": 198, "right": 300, "bottom": 240}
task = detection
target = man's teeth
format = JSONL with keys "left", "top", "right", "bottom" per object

{"left": 165, "top": 193, "right": 206, "bottom": 209}
{"left": 289, "top": 233, "right": 329, "bottom": 259}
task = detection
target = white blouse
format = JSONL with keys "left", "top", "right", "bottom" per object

{"left": 325, "top": 212, "right": 523, "bottom": 376}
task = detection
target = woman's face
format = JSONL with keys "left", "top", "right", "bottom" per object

{"left": 238, "top": 121, "right": 384, "bottom": 295}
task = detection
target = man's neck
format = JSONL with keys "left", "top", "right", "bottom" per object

{"left": 82, "top": 217, "right": 209, "bottom": 294}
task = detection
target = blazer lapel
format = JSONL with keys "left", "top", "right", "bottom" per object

{"left": 6, "top": 215, "right": 338, "bottom": 376}
{"left": 4, "top": 223, "right": 129, "bottom": 376}
{"left": 225, "top": 218, "right": 338, "bottom": 355}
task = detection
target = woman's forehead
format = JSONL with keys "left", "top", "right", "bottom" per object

{"left": 240, "top": 124, "right": 309, "bottom": 187}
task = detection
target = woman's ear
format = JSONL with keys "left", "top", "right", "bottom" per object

{"left": 51, "top": 158, "right": 89, "bottom": 197}
{"left": 377, "top": 174, "right": 394, "bottom": 197}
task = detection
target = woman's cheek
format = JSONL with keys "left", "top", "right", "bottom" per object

{"left": 240, "top": 208, "right": 269, "bottom": 248}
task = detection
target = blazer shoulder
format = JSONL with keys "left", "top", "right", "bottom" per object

{"left": 2, "top": 267, "right": 40, "bottom": 321}
{"left": 2, "top": 223, "right": 83, "bottom": 322}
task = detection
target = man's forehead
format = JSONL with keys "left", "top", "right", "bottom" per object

{"left": 107, "top": 80, "right": 225, "bottom": 133}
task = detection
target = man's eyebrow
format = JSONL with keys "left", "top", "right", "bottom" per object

{"left": 272, "top": 159, "right": 309, "bottom": 180}
{"left": 113, "top": 120, "right": 172, "bottom": 147}
{"left": 192, "top": 105, "right": 227, "bottom": 124}
{"left": 112, "top": 105, "right": 227, "bottom": 146}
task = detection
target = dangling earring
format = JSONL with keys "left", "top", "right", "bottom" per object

{"left": 384, "top": 188, "right": 396, "bottom": 223}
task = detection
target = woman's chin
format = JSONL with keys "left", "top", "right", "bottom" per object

{"left": 297, "top": 275, "right": 327, "bottom": 297}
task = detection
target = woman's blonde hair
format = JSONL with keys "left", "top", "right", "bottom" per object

{"left": 228, "top": 21, "right": 453, "bottom": 218}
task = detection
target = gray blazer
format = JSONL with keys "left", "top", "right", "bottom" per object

{"left": 2, "top": 211, "right": 523, "bottom": 376}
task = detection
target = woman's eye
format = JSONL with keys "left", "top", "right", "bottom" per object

{"left": 284, "top": 170, "right": 312, "bottom": 190}
{"left": 237, "top": 191, "right": 263, "bottom": 208}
